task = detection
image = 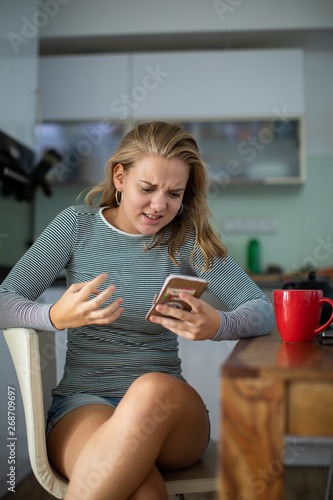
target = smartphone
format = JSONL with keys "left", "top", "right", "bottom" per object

{"left": 145, "top": 274, "right": 209, "bottom": 321}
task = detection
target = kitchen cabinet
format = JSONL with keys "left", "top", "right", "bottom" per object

{"left": 39, "top": 54, "right": 128, "bottom": 121}
{"left": 38, "top": 49, "right": 305, "bottom": 185}
{"left": 39, "top": 49, "right": 304, "bottom": 122}
{"left": 180, "top": 118, "right": 305, "bottom": 185}
{"left": 131, "top": 49, "right": 304, "bottom": 120}
{"left": 34, "top": 116, "right": 305, "bottom": 186}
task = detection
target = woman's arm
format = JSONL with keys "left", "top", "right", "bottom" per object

{"left": 211, "top": 296, "right": 275, "bottom": 340}
{"left": 0, "top": 207, "right": 77, "bottom": 331}
{"left": 197, "top": 252, "right": 275, "bottom": 339}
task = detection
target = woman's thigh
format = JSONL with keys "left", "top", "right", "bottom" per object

{"left": 47, "top": 403, "right": 116, "bottom": 478}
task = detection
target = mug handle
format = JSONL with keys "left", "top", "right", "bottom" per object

{"left": 314, "top": 297, "right": 333, "bottom": 335}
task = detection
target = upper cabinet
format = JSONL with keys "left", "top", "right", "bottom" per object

{"left": 38, "top": 49, "right": 305, "bottom": 185}
{"left": 39, "top": 49, "right": 304, "bottom": 122}
{"left": 39, "top": 54, "right": 128, "bottom": 121}
{"left": 180, "top": 118, "right": 305, "bottom": 185}
{"left": 130, "top": 49, "right": 304, "bottom": 120}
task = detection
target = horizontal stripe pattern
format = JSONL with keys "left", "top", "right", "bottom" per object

{"left": 0, "top": 205, "right": 270, "bottom": 397}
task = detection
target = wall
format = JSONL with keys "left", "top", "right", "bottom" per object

{"left": 0, "top": 2, "right": 42, "bottom": 496}
{"left": 0, "top": 1, "right": 38, "bottom": 146}
{"left": 0, "top": 0, "right": 39, "bottom": 265}
{"left": 208, "top": 157, "right": 333, "bottom": 273}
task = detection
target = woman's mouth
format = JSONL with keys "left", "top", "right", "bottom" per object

{"left": 144, "top": 213, "right": 162, "bottom": 221}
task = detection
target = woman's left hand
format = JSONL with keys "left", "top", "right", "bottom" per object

{"left": 149, "top": 293, "right": 220, "bottom": 340}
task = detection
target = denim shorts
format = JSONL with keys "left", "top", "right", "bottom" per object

{"left": 46, "top": 393, "right": 122, "bottom": 439}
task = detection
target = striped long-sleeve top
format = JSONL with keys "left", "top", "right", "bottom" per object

{"left": 0, "top": 205, "right": 275, "bottom": 397}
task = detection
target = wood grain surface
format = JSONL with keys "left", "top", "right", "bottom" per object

{"left": 220, "top": 377, "right": 286, "bottom": 499}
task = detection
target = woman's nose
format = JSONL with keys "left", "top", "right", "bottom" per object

{"left": 150, "top": 192, "right": 167, "bottom": 212}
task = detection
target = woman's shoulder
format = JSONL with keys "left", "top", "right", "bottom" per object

{"left": 47, "top": 205, "right": 102, "bottom": 235}
{"left": 68, "top": 204, "right": 100, "bottom": 215}
{"left": 57, "top": 204, "right": 102, "bottom": 220}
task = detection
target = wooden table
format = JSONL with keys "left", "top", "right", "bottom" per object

{"left": 219, "top": 327, "right": 333, "bottom": 500}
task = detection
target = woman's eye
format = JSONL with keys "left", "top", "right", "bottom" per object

{"left": 170, "top": 192, "right": 181, "bottom": 198}
{"left": 141, "top": 187, "right": 153, "bottom": 193}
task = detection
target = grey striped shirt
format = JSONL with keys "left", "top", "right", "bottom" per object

{"left": 0, "top": 205, "right": 274, "bottom": 397}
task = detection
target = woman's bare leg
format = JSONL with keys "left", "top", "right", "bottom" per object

{"left": 47, "top": 404, "right": 168, "bottom": 499}
{"left": 47, "top": 404, "right": 116, "bottom": 478}
{"left": 47, "top": 373, "right": 210, "bottom": 500}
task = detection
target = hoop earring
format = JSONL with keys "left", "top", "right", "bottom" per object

{"left": 177, "top": 203, "right": 183, "bottom": 216}
{"left": 115, "top": 190, "right": 123, "bottom": 206}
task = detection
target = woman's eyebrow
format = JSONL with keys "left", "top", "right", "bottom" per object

{"left": 139, "top": 180, "right": 185, "bottom": 192}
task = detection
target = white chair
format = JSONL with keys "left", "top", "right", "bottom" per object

{"left": 3, "top": 327, "right": 218, "bottom": 499}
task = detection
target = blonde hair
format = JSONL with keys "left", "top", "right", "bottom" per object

{"left": 85, "top": 121, "right": 227, "bottom": 270}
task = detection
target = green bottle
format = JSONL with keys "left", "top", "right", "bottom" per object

{"left": 247, "top": 239, "right": 261, "bottom": 274}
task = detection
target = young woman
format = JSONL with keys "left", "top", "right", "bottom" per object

{"left": 0, "top": 121, "right": 274, "bottom": 499}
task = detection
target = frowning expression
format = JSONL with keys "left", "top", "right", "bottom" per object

{"left": 112, "top": 155, "right": 189, "bottom": 235}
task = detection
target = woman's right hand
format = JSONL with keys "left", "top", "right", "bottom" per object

{"left": 49, "top": 273, "right": 123, "bottom": 330}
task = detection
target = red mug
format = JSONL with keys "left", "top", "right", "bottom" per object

{"left": 273, "top": 289, "right": 333, "bottom": 343}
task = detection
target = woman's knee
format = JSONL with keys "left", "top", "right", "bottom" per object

{"left": 125, "top": 373, "right": 185, "bottom": 419}
{"left": 130, "top": 372, "right": 178, "bottom": 391}
{"left": 128, "top": 372, "right": 188, "bottom": 402}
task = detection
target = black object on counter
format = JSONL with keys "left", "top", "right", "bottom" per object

{"left": 283, "top": 271, "right": 333, "bottom": 324}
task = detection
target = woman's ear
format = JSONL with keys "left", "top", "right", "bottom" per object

{"left": 113, "top": 164, "right": 125, "bottom": 191}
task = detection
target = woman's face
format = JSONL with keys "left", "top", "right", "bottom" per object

{"left": 112, "top": 155, "right": 189, "bottom": 235}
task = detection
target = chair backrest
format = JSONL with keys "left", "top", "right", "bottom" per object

{"left": 3, "top": 328, "right": 68, "bottom": 499}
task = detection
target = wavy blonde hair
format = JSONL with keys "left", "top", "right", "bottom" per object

{"left": 85, "top": 121, "right": 227, "bottom": 270}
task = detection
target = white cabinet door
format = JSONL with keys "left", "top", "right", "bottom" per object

{"left": 40, "top": 54, "right": 128, "bottom": 121}
{"left": 131, "top": 49, "right": 304, "bottom": 120}
{"left": 40, "top": 49, "right": 303, "bottom": 122}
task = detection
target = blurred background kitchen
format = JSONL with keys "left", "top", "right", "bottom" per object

{"left": 0, "top": 0, "right": 333, "bottom": 495}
